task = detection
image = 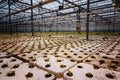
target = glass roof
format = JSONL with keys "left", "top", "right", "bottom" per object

{"left": 0, "top": 0, "right": 119, "bottom": 23}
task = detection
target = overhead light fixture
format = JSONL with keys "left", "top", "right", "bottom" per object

{"left": 59, "top": 5, "right": 63, "bottom": 10}
{"left": 59, "top": 0, "right": 64, "bottom": 10}
{"left": 12, "top": 0, "right": 19, "bottom": 2}
{"left": 112, "top": 3, "right": 116, "bottom": 6}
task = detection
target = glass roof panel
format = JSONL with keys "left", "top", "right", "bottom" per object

{"left": 43, "top": 1, "right": 59, "bottom": 10}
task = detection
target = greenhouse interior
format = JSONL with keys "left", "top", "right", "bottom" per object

{"left": 0, "top": 0, "right": 120, "bottom": 80}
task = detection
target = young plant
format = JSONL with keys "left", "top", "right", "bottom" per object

{"left": 0, "top": 60, "right": 3, "bottom": 63}
{"left": 22, "top": 54, "right": 26, "bottom": 57}
{"left": 74, "top": 53, "right": 77, "bottom": 55}
{"left": 43, "top": 55, "right": 47, "bottom": 58}
{"left": 11, "top": 59, "right": 16, "bottom": 62}
{"left": 108, "top": 64, "right": 117, "bottom": 69}
{"left": 56, "top": 59, "right": 63, "bottom": 62}
{"left": 25, "top": 72, "right": 33, "bottom": 78}
{"left": 60, "top": 64, "right": 66, "bottom": 68}
{"left": 80, "top": 50, "right": 84, "bottom": 52}
{"left": 84, "top": 53, "right": 88, "bottom": 55}
{"left": 6, "top": 71, "right": 15, "bottom": 77}
{"left": 31, "top": 57, "right": 36, "bottom": 61}
{"left": 116, "top": 56, "right": 120, "bottom": 59}
{"left": 106, "top": 73, "right": 114, "bottom": 79}
{"left": 61, "top": 50, "right": 64, "bottom": 52}
{"left": 12, "top": 64, "right": 19, "bottom": 69}
{"left": 93, "top": 65, "right": 99, "bottom": 69}
{"left": 67, "top": 56, "right": 71, "bottom": 58}
{"left": 78, "top": 56, "right": 83, "bottom": 58}
{"left": 45, "top": 73, "right": 52, "bottom": 78}
{"left": 29, "top": 64, "right": 34, "bottom": 68}
{"left": 55, "top": 55, "right": 59, "bottom": 57}
{"left": 45, "top": 64, "right": 51, "bottom": 68}
{"left": 102, "top": 56, "right": 108, "bottom": 59}
{"left": 85, "top": 60, "right": 91, "bottom": 62}
{"left": 1, "top": 64, "right": 8, "bottom": 68}
{"left": 99, "top": 60, "right": 105, "bottom": 64}
{"left": 95, "top": 53, "right": 99, "bottom": 55}
{"left": 44, "top": 58, "right": 50, "bottom": 62}
{"left": 111, "top": 60, "right": 119, "bottom": 65}
{"left": 70, "top": 59, "right": 75, "bottom": 62}
{"left": 91, "top": 56, "right": 96, "bottom": 59}
{"left": 66, "top": 71, "right": 73, "bottom": 77}
{"left": 86, "top": 72, "right": 93, "bottom": 78}
{"left": 64, "top": 53, "right": 68, "bottom": 55}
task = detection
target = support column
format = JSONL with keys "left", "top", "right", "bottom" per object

{"left": 56, "top": 11, "right": 58, "bottom": 34}
{"left": 76, "top": 7, "right": 81, "bottom": 33}
{"left": 113, "top": 5, "right": 115, "bottom": 34}
{"left": 31, "top": 0, "right": 34, "bottom": 36}
{"left": 8, "top": 0, "right": 12, "bottom": 35}
{"left": 86, "top": 0, "right": 90, "bottom": 40}
{"left": 95, "top": 15, "right": 97, "bottom": 34}
{"left": 38, "top": 7, "right": 41, "bottom": 32}
{"left": 16, "top": 20, "right": 18, "bottom": 34}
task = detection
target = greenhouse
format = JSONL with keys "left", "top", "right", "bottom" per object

{"left": 0, "top": 0, "right": 120, "bottom": 80}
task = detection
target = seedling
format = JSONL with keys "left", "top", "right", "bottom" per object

{"left": 31, "top": 58, "right": 36, "bottom": 61}
{"left": 12, "top": 64, "right": 19, "bottom": 69}
{"left": 6, "top": 71, "right": 15, "bottom": 77}
{"left": 0, "top": 60, "right": 3, "bottom": 63}
{"left": 60, "top": 64, "right": 66, "bottom": 68}
{"left": 45, "top": 64, "right": 51, "bottom": 68}
{"left": 93, "top": 65, "right": 99, "bottom": 69}
{"left": 106, "top": 73, "right": 114, "bottom": 79}
{"left": 116, "top": 56, "right": 120, "bottom": 58}
{"left": 25, "top": 72, "right": 33, "bottom": 78}
{"left": 64, "top": 53, "right": 68, "bottom": 55}
{"left": 84, "top": 53, "right": 88, "bottom": 55}
{"left": 61, "top": 50, "right": 64, "bottom": 52}
{"left": 22, "top": 54, "right": 26, "bottom": 57}
{"left": 43, "top": 55, "right": 47, "bottom": 58}
{"left": 56, "top": 59, "right": 63, "bottom": 62}
{"left": 11, "top": 59, "right": 16, "bottom": 62}
{"left": 1, "top": 64, "right": 8, "bottom": 68}
{"left": 85, "top": 60, "right": 91, "bottom": 62}
{"left": 70, "top": 59, "right": 75, "bottom": 62}
{"left": 29, "top": 64, "right": 34, "bottom": 68}
{"left": 74, "top": 53, "right": 77, "bottom": 55}
{"left": 45, "top": 73, "right": 52, "bottom": 78}
{"left": 67, "top": 56, "right": 71, "bottom": 58}
{"left": 86, "top": 72, "right": 93, "bottom": 78}
{"left": 111, "top": 60, "right": 119, "bottom": 65}
{"left": 91, "top": 56, "right": 96, "bottom": 59}
{"left": 44, "top": 58, "right": 50, "bottom": 62}
{"left": 80, "top": 50, "right": 84, "bottom": 52}
{"left": 78, "top": 56, "right": 83, "bottom": 58}
{"left": 66, "top": 71, "right": 73, "bottom": 77}
{"left": 102, "top": 56, "right": 108, "bottom": 59}
{"left": 108, "top": 64, "right": 117, "bottom": 69}
{"left": 99, "top": 60, "right": 105, "bottom": 64}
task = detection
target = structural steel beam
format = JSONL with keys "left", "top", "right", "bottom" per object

{"left": 0, "top": 0, "right": 56, "bottom": 19}
{"left": 31, "top": 0, "right": 34, "bottom": 36}
{"left": 64, "top": 0, "right": 78, "bottom": 7}
{"left": 64, "top": 0, "right": 111, "bottom": 22}
{"left": 86, "top": 0, "right": 90, "bottom": 40}
{"left": 8, "top": 0, "right": 12, "bottom": 35}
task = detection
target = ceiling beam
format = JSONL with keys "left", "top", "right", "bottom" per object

{"left": 0, "top": 0, "right": 56, "bottom": 19}
{"left": 64, "top": 0, "right": 111, "bottom": 22}
{"left": 64, "top": 0, "right": 78, "bottom": 7}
